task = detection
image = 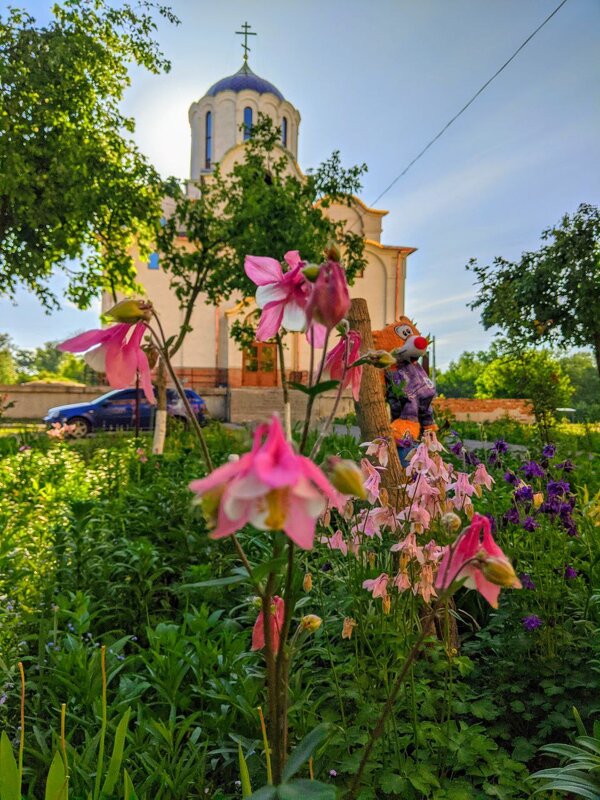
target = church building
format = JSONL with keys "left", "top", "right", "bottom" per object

{"left": 107, "top": 33, "right": 415, "bottom": 390}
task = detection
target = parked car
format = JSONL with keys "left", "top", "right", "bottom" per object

{"left": 44, "top": 387, "right": 207, "bottom": 437}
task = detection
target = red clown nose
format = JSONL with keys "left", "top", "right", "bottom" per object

{"left": 414, "top": 336, "right": 428, "bottom": 351}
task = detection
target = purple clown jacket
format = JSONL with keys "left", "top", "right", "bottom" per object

{"left": 385, "top": 361, "right": 437, "bottom": 437}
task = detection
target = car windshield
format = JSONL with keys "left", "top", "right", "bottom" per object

{"left": 91, "top": 389, "right": 134, "bottom": 404}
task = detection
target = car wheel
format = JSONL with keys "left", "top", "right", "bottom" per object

{"left": 67, "top": 417, "right": 90, "bottom": 438}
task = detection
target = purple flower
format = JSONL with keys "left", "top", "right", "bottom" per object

{"left": 487, "top": 451, "right": 499, "bottom": 467}
{"left": 563, "top": 519, "right": 578, "bottom": 537}
{"left": 450, "top": 430, "right": 461, "bottom": 437}
{"left": 396, "top": 437, "right": 413, "bottom": 449}
{"left": 556, "top": 459, "right": 575, "bottom": 473}
{"left": 520, "top": 461, "right": 545, "bottom": 480}
{"left": 540, "top": 497, "right": 561, "bottom": 516}
{"left": 484, "top": 513, "right": 498, "bottom": 534}
{"left": 494, "top": 438, "right": 509, "bottom": 454}
{"left": 18, "top": 445, "right": 31, "bottom": 452}
{"left": 522, "top": 614, "right": 543, "bottom": 631}
{"left": 521, "top": 516, "right": 539, "bottom": 532}
{"left": 329, "top": 770, "right": 338, "bottom": 777}
{"left": 564, "top": 565, "right": 578, "bottom": 579}
{"left": 450, "top": 442, "right": 464, "bottom": 456}
{"left": 547, "top": 480, "right": 570, "bottom": 498}
{"left": 520, "top": 573, "right": 536, "bottom": 590}
{"left": 504, "top": 507, "right": 520, "bottom": 525}
{"left": 465, "top": 450, "right": 480, "bottom": 467}
{"left": 0, "top": 693, "right": 6, "bottom": 705}
{"left": 504, "top": 471, "right": 519, "bottom": 485}
{"left": 515, "top": 485, "right": 534, "bottom": 504}
{"left": 542, "top": 444, "right": 556, "bottom": 459}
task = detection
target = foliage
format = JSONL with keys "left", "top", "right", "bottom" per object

{"left": 468, "top": 203, "right": 600, "bottom": 378}
{"left": 0, "top": 333, "right": 16, "bottom": 383}
{"left": 558, "top": 351, "right": 600, "bottom": 422}
{"left": 532, "top": 712, "right": 600, "bottom": 798}
{"left": 435, "top": 349, "right": 497, "bottom": 398}
{"left": 0, "top": 0, "right": 178, "bottom": 309}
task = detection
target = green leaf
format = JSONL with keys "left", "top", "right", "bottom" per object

{"left": 123, "top": 770, "right": 137, "bottom": 800}
{"left": 45, "top": 752, "right": 67, "bottom": 800}
{"left": 101, "top": 708, "right": 131, "bottom": 797}
{"left": 248, "top": 788, "right": 277, "bottom": 800}
{"left": 278, "top": 781, "right": 335, "bottom": 800}
{"left": 306, "top": 380, "right": 340, "bottom": 398}
{"left": 0, "top": 731, "right": 20, "bottom": 800}
{"left": 281, "top": 723, "right": 331, "bottom": 782}
{"left": 238, "top": 743, "right": 252, "bottom": 798}
{"left": 179, "top": 574, "right": 247, "bottom": 589}
{"left": 287, "top": 381, "right": 311, "bottom": 395}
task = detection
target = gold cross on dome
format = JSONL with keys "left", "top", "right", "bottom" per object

{"left": 235, "top": 21, "right": 257, "bottom": 63}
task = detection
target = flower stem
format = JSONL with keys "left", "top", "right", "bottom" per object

{"left": 299, "top": 328, "right": 330, "bottom": 454}
{"left": 94, "top": 645, "right": 107, "bottom": 800}
{"left": 310, "top": 334, "right": 350, "bottom": 460}
{"left": 17, "top": 661, "right": 25, "bottom": 786}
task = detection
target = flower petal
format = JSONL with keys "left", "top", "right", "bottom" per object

{"left": 256, "top": 301, "right": 284, "bottom": 342}
{"left": 256, "top": 283, "right": 287, "bottom": 309}
{"left": 245, "top": 256, "right": 284, "bottom": 286}
{"left": 282, "top": 300, "right": 307, "bottom": 332}
{"left": 57, "top": 324, "right": 128, "bottom": 353}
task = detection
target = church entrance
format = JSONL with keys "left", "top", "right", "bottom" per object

{"left": 242, "top": 342, "right": 278, "bottom": 387}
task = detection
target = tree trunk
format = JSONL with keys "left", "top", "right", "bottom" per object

{"left": 152, "top": 357, "right": 168, "bottom": 455}
{"left": 593, "top": 333, "right": 600, "bottom": 382}
{"left": 347, "top": 298, "right": 404, "bottom": 502}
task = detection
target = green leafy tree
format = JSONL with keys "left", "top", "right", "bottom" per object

{"left": 0, "top": 333, "right": 16, "bottom": 383}
{"left": 436, "top": 347, "right": 498, "bottom": 398}
{"left": 0, "top": 0, "right": 178, "bottom": 309}
{"left": 558, "top": 351, "right": 600, "bottom": 422}
{"left": 468, "top": 203, "right": 600, "bottom": 378}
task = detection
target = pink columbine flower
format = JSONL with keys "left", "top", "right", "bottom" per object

{"left": 252, "top": 596, "right": 285, "bottom": 654}
{"left": 406, "top": 443, "right": 437, "bottom": 476}
{"left": 58, "top": 321, "right": 155, "bottom": 404}
{"left": 435, "top": 514, "right": 522, "bottom": 608}
{"left": 306, "top": 260, "right": 351, "bottom": 332}
{"left": 189, "top": 415, "right": 342, "bottom": 550}
{"left": 320, "top": 529, "right": 348, "bottom": 556}
{"left": 363, "top": 573, "right": 389, "bottom": 598}
{"left": 245, "top": 251, "right": 313, "bottom": 341}
{"left": 361, "top": 437, "right": 390, "bottom": 468}
{"left": 423, "top": 429, "right": 445, "bottom": 453}
{"left": 324, "top": 331, "right": 363, "bottom": 401}
{"left": 472, "top": 463, "right": 495, "bottom": 491}
{"left": 360, "top": 458, "right": 384, "bottom": 504}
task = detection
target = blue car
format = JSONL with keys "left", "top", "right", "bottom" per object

{"left": 44, "top": 387, "right": 208, "bottom": 437}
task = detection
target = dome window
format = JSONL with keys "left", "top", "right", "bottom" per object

{"left": 282, "top": 116, "right": 288, "bottom": 147}
{"left": 243, "top": 106, "right": 253, "bottom": 141}
{"left": 205, "top": 111, "right": 212, "bottom": 169}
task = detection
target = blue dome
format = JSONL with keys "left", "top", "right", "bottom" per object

{"left": 206, "top": 64, "right": 284, "bottom": 100}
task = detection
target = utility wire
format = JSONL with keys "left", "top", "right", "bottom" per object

{"left": 367, "top": 0, "right": 569, "bottom": 210}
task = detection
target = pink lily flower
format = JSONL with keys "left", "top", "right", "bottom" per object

{"left": 360, "top": 437, "right": 390, "bottom": 468}
{"left": 244, "top": 251, "right": 313, "bottom": 341}
{"left": 251, "top": 596, "right": 285, "bottom": 654}
{"left": 324, "top": 331, "right": 363, "bottom": 401}
{"left": 363, "top": 573, "right": 389, "bottom": 598}
{"left": 435, "top": 514, "right": 522, "bottom": 608}
{"left": 472, "top": 463, "right": 495, "bottom": 491}
{"left": 189, "top": 415, "right": 341, "bottom": 550}
{"left": 58, "top": 321, "right": 155, "bottom": 404}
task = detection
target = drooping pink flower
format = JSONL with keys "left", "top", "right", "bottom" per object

{"left": 360, "top": 458, "right": 384, "bottom": 503}
{"left": 472, "top": 463, "right": 495, "bottom": 491}
{"left": 361, "top": 437, "right": 390, "bottom": 467}
{"left": 416, "top": 563, "right": 437, "bottom": 603}
{"left": 406, "top": 443, "right": 437, "bottom": 476}
{"left": 252, "top": 596, "right": 285, "bottom": 654}
{"left": 351, "top": 508, "right": 384, "bottom": 539}
{"left": 189, "top": 415, "right": 342, "bottom": 550}
{"left": 306, "top": 260, "right": 351, "bottom": 331}
{"left": 320, "top": 529, "right": 348, "bottom": 556}
{"left": 58, "top": 322, "right": 155, "bottom": 404}
{"left": 362, "top": 573, "right": 389, "bottom": 598}
{"left": 435, "top": 514, "right": 522, "bottom": 608}
{"left": 245, "top": 251, "right": 311, "bottom": 341}
{"left": 423, "top": 429, "right": 445, "bottom": 453}
{"left": 390, "top": 532, "right": 422, "bottom": 559}
{"left": 324, "top": 331, "right": 363, "bottom": 401}
{"left": 406, "top": 480, "right": 441, "bottom": 516}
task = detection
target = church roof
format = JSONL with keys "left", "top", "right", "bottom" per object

{"left": 205, "top": 63, "right": 284, "bottom": 100}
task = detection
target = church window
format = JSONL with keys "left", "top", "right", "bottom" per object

{"left": 205, "top": 111, "right": 212, "bottom": 169}
{"left": 148, "top": 252, "right": 159, "bottom": 270}
{"left": 282, "top": 116, "right": 288, "bottom": 147}
{"left": 243, "top": 106, "right": 253, "bottom": 140}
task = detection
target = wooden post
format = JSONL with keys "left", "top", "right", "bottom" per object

{"left": 347, "top": 298, "right": 403, "bottom": 501}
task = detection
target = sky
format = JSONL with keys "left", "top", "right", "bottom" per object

{"left": 2, "top": 0, "right": 599, "bottom": 369}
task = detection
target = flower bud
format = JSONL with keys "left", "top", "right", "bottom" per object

{"left": 302, "top": 264, "right": 321, "bottom": 282}
{"left": 533, "top": 492, "right": 544, "bottom": 509}
{"left": 303, "top": 573, "right": 313, "bottom": 592}
{"left": 441, "top": 512, "right": 462, "bottom": 533}
{"left": 365, "top": 350, "right": 396, "bottom": 369}
{"left": 327, "top": 457, "right": 367, "bottom": 500}
{"left": 324, "top": 241, "right": 341, "bottom": 262}
{"left": 301, "top": 614, "right": 322, "bottom": 633}
{"left": 368, "top": 552, "right": 376, "bottom": 569}
{"left": 342, "top": 617, "right": 357, "bottom": 640}
{"left": 481, "top": 557, "right": 522, "bottom": 589}
{"left": 106, "top": 298, "right": 153, "bottom": 323}
{"left": 382, "top": 595, "right": 391, "bottom": 615}
{"left": 251, "top": 596, "right": 262, "bottom": 609}
{"left": 307, "top": 260, "right": 351, "bottom": 330}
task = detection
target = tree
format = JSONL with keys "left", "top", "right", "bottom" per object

{"left": 0, "top": 0, "right": 178, "bottom": 309}
{"left": 558, "top": 351, "right": 600, "bottom": 422}
{"left": 435, "top": 347, "right": 498, "bottom": 398}
{"left": 0, "top": 333, "right": 16, "bottom": 383}
{"left": 468, "top": 203, "right": 600, "bottom": 378}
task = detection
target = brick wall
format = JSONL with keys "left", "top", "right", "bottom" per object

{"left": 434, "top": 398, "right": 534, "bottom": 424}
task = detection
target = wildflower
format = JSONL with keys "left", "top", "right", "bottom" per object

{"left": 424, "top": 429, "right": 445, "bottom": 452}
{"left": 327, "top": 457, "right": 367, "bottom": 499}
{"left": 522, "top": 614, "right": 543, "bottom": 631}
{"left": 542, "top": 444, "right": 556, "bottom": 459}
{"left": 252, "top": 597, "right": 285, "bottom": 654}
{"left": 556, "top": 459, "right": 575, "bottom": 473}
{"left": 436, "top": 514, "right": 522, "bottom": 608}
{"left": 189, "top": 415, "right": 341, "bottom": 550}
{"left": 465, "top": 450, "right": 480, "bottom": 467}
{"left": 450, "top": 441, "right": 464, "bottom": 457}
{"left": 564, "top": 565, "right": 578, "bottom": 579}
{"left": 520, "top": 461, "right": 545, "bottom": 480}
{"left": 520, "top": 573, "right": 536, "bottom": 590}
{"left": 514, "top": 484, "right": 534, "bottom": 504}
{"left": 533, "top": 492, "right": 544, "bottom": 509}
{"left": 521, "top": 516, "right": 539, "bottom": 532}
{"left": 136, "top": 447, "right": 148, "bottom": 463}
{"left": 407, "top": 443, "right": 437, "bottom": 476}
{"left": 503, "top": 507, "right": 520, "bottom": 525}
{"left": 504, "top": 470, "right": 519, "bottom": 485}
{"left": 323, "top": 331, "right": 363, "bottom": 401}
{"left": 441, "top": 512, "right": 462, "bottom": 532}
{"left": 18, "top": 445, "right": 31, "bottom": 452}
{"left": 360, "top": 458, "right": 384, "bottom": 504}
{"left": 320, "top": 530, "right": 348, "bottom": 555}
{"left": 416, "top": 563, "right": 437, "bottom": 603}
{"left": 494, "top": 439, "right": 509, "bottom": 454}
{"left": 329, "top": 770, "right": 338, "bottom": 778}
{"left": 342, "top": 617, "right": 357, "bottom": 639}
{"left": 472, "top": 463, "right": 495, "bottom": 490}
{"left": 301, "top": 614, "right": 322, "bottom": 633}
{"left": 362, "top": 573, "right": 389, "bottom": 599}
{"left": 306, "top": 259, "right": 351, "bottom": 332}
{"left": 547, "top": 479, "right": 570, "bottom": 498}
{"left": 245, "top": 251, "right": 312, "bottom": 341}
{"left": 361, "top": 437, "right": 390, "bottom": 467}
{"left": 303, "top": 573, "right": 313, "bottom": 592}
{"left": 57, "top": 301, "right": 155, "bottom": 404}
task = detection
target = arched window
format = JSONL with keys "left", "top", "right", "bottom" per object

{"left": 243, "top": 106, "right": 253, "bottom": 141}
{"left": 281, "top": 116, "right": 288, "bottom": 147}
{"left": 205, "top": 111, "right": 212, "bottom": 169}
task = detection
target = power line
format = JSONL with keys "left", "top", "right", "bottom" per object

{"left": 368, "top": 0, "right": 569, "bottom": 209}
